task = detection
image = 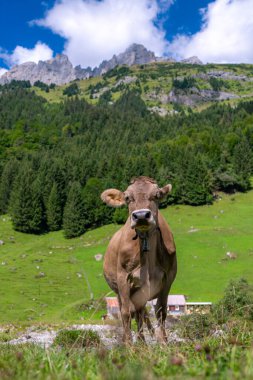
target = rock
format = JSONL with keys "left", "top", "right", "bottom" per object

{"left": 7, "top": 330, "right": 57, "bottom": 348}
{"left": 168, "top": 88, "right": 239, "bottom": 107}
{"left": 0, "top": 44, "right": 156, "bottom": 85}
{"left": 94, "top": 254, "right": 103, "bottom": 262}
{"left": 207, "top": 70, "right": 248, "bottom": 81}
{"left": 188, "top": 228, "right": 199, "bottom": 233}
{"left": 226, "top": 252, "right": 237, "bottom": 259}
{"left": 211, "top": 329, "right": 225, "bottom": 337}
{"left": 114, "top": 75, "right": 137, "bottom": 88}
{"left": 146, "top": 90, "right": 169, "bottom": 104}
{"left": 156, "top": 56, "right": 176, "bottom": 63}
{"left": 93, "top": 43, "right": 156, "bottom": 76}
{"left": 35, "top": 272, "right": 46, "bottom": 278}
{"left": 148, "top": 106, "right": 169, "bottom": 117}
{"left": 0, "top": 54, "right": 77, "bottom": 85}
{"left": 181, "top": 56, "right": 203, "bottom": 65}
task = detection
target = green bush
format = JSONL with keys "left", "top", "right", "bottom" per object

{"left": 213, "top": 278, "right": 253, "bottom": 323}
{"left": 63, "top": 83, "right": 80, "bottom": 97}
{"left": 113, "top": 207, "right": 128, "bottom": 224}
{"left": 54, "top": 329, "right": 101, "bottom": 349}
{"left": 178, "top": 313, "right": 215, "bottom": 340}
{"left": 173, "top": 76, "right": 197, "bottom": 90}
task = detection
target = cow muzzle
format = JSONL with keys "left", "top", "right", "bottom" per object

{"left": 130, "top": 208, "right": 156, "bottom": 231}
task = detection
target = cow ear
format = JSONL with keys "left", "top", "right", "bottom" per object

{"left": 101, "top": 189, "right": 126, "bottom": 207}
{"left": 156, "top": 184, "right": 172, "bottom": 199}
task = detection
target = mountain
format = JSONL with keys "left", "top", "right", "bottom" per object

{"left": 0, "top": 43, "right": 203, "bottom": 85}
{"left": 0, "top": 44, "right": 157, "bottom": 85}
{"left": 181, "top": 56, "right": 203, "bottom": 65}
{"left": 0, "top": 54, "right": 90, "bottom": 86}
{"left": 92, "top": 43, "right": 156, "bottom": 76}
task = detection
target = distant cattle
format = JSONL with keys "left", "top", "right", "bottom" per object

{"left": 101, "top": 176, "right": 177, "bottom": 343}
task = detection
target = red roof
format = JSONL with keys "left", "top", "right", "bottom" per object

{"left": 105, "top": 297, "right": 119, "bottom": 307}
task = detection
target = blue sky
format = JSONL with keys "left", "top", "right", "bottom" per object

{"left": 1, "top": 0, "right": 253, "bottom": 73}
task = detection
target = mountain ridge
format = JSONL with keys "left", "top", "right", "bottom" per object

{"left": 0, "top": 44, "right": 202, "bottom": 85}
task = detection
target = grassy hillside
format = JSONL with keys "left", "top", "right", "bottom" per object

{"left": 33, "top": 62, "right": 253, "bottom": 113}
{"left": 0, "top": 188, "right": 253, "bottom": 324}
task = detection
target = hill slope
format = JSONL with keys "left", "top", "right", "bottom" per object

{"left": 31, "top": 61, "right": 253, "bottom": 114}
{"left": 0, "top": 188, "right": 252, "bottom": 323}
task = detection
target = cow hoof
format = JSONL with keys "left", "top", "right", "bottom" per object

{"left": 122, "top": 335, "right": 133, "bottom": 346}
{"left": 136, "top": 335, "right": 146, "bottom": 344}
{"left": 155, "top": 327, "right": 168, "bottom": 344}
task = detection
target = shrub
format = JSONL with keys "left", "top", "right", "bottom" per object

{"left": 113, "top": 207, "right": 128, "bottom": 224}
{"left": 54, "top": 329, "right": 101, "bottom": 349}
{"left": 178, "top": 313, "right": 215, "bottom": 340}
{"left": 213, "top": 278, "right": 253, "bottom": 323}
{"left": 63, "top": 83, "right": 80, "bottom": 97}
{"left": 173, "top": 76, "right": 197, "bottom": 90}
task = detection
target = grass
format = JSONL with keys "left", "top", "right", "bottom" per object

{"left": 0, "top": 278, "right": 253, "bottom": 379}
{"left": 53, "top": 329, "right": 101, "bottom": 349}
{"left": 1, "top": 333, "right": 253, "bottom": 379}
{"left": 0, "top": 189, "right": 253, "bottom": 323}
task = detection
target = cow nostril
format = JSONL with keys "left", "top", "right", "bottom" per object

{"left": 132, "top": 212, "right": 138, "bottom": 220}
{"left": 145, "top": 211, "right": 151, "bottom": 219}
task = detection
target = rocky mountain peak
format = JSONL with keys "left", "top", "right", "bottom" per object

{"left": 0, "top": 44, "right": 203, "bottom": 86}
{"left": 118, "top": 43, "right": 156, "bottom": 65}
{"left": 181, "top": 56, "right": 203, "bottom": 65}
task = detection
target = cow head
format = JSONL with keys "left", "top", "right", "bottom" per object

{"left": 101, "top": 177, "right": 172, "bottom": 232}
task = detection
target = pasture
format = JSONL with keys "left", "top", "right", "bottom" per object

{"left": 0, "top": 189, "right": 253, "bottom": 324}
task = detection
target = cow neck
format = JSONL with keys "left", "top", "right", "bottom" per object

{"left": 133, "top": 226, "right": 157, "bottom": 254}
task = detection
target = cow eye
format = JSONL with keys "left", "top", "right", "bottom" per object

{"left": 125, "top": 195, "right": 133, "bottom": 204}
{"left": 155, "top": 190, "right": 162, "bottom": 199}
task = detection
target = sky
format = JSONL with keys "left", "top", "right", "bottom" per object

{"left": 1, "top": 0, "right": 253, "bottom": 76}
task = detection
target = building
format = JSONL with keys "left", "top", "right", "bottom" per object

{"left": 105, "top": 296, "right": 212, "bottom": 319}
{"left": 105, "top": 297, "right": 121, "bottom": 319}
{"left": 168, "top": 295, "right": 187, "bottom": 315}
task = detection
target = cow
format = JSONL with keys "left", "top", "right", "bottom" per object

{"left": 101, "top": 176, "right": 177, "bottom": 344}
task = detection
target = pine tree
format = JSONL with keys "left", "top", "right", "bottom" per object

{"left": 10, "top": 167, "right": 46, "bottom": 233}
{"left": 30, "top": 178, "right": 46, "bottom": 233}
{"left": 63, "top": 181, "right": 86, "bottom": 238}
{"left": 233, "top": 137, "right": 253, "bottom": 191}
{"left": 82, "top": 178, "right": 113, "bottom": 228}
{"left": 175, "top": 150, "right": 213, "bottom": 205}
{"left": 0, "top": 160, "right": 19, "bottom": 214}
{"left": 46, "top": 182, "right": 62, "bottom": 231}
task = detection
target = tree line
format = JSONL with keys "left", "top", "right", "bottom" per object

{"left": 0, "top": 85, "right": 252, "bottom": 237}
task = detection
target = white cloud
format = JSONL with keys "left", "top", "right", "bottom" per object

{"left": 168, "top": 0, "right": 253, "bottom": 63}
{"left": 34, "top": 0, "right": 170, "bottom": 67}
{"left": 0, "top": 68, "right": 8, "bottom": 77}
{"left": 0, "top": 42, "right": 53, "bottom": 67}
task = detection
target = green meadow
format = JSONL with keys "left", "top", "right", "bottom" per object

{"left": 0, "top": 189, "right": 253, "bottom": 324}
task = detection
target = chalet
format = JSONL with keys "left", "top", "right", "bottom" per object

{"left": 105, "top": 297, "right": 120, "bottom": 319}
{"left": 105, "top": 296, "right": 212, "bottom": 319}
{"left": 168, "top": 295, "right": 187, "bottom": 314}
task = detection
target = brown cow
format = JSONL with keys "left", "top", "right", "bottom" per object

{"left": 101, "top": 176, "right": 177, "bottom": 343}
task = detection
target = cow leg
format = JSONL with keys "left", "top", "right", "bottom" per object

{"left": 135, "top": 308, "right": 146, "bottom": 342}
{"left": 118, "top": 281, "right": 132, "bottom": 344}
{"left": 155, "top": 293, "right": 168, "bottom": 343}
{"left": 144, "top": 307, "right": 155, "bottom": 337}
